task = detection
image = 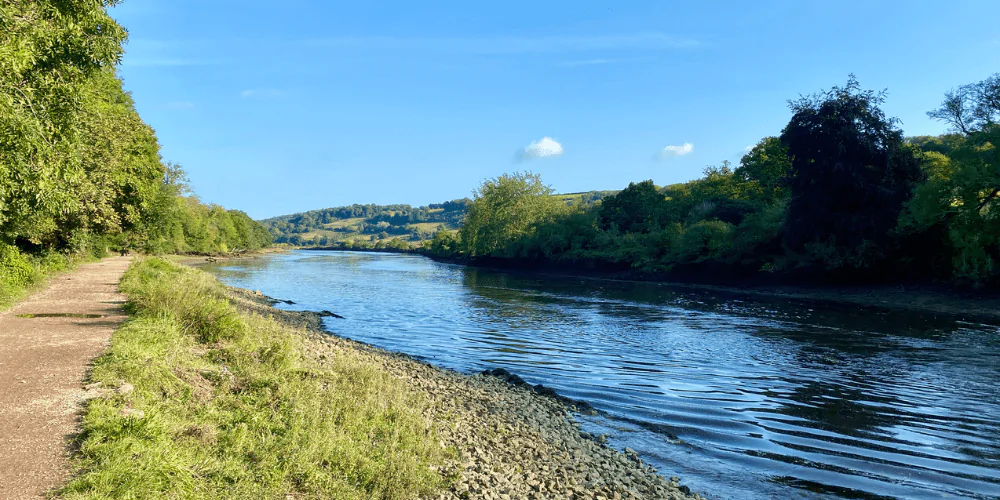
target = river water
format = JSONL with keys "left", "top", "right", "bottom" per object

{"left": 202, "top": 250, "right": 1000, "bottom": 499}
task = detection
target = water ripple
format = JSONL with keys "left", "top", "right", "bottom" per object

{"left": 204, "top": 251, "right": 1000, "bottom": 500}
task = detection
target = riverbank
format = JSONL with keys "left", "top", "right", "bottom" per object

{"left": 231, "top": 286, "right": 702, "bottom": 499}
{"left": 300, "top": 247, "right": 1000, "bottom": 324}
{"left": 65, "top": 257, "right": 701, "bottom": 499}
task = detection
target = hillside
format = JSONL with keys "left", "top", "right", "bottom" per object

{"left": 262, "top": 191, "right": 617, "bottom": 247}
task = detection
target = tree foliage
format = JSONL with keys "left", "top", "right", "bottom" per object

{"left": 0, "top": 0, "right": 270, "bottom": 266}
{"left": 597, "top": 180, "right": 665, "bottom": 233}
{"left": 262, "top": 199, "right": 471, "bottom": 247}
{"left": 903, "top": 73, "right": 1000, "bottom": 285}
{"left": 460, "top": 172, "right": 564, "bottom": 257}
{"left": 928, "top": 73, "right": 1000, "bottom": 134}
{"left": 735, "top": 137, "right": 791, "bottom": 204}
{"left": 421, "top": 74, "right": 1000, "bottom": 289}
{"left": 780, "top": 76, "right": 924, "bottom": 268}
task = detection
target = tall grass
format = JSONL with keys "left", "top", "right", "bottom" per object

{"left": 0, "top": 244, "right": 99, "bottom": 310}
{"left": 61, "top": 258, "right": 444, "bottom": 499}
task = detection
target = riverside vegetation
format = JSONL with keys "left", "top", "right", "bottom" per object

{"left": 261, "top": 192, "right": 614, "bottom": 250}
{"left": 0, "top": 1, "right": 271, "bottom": 309}
{"left": 61, "top": 258, "right": 443, "bottom": 498}
{"left": 61, "top": 258, "right": 702, "bottom": 500}
{"left": 412, "top": 75, "right": 1000, "bottom": 290}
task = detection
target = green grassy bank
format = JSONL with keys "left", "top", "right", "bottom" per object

{"left": 60, "top": 258, "right": 444, "bottom": 499}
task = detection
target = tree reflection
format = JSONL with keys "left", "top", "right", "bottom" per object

{"left": 769, "top": 379, "right": 903, "bottom": 439}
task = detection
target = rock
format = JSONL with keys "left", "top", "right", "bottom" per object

{"left": 117, "top": 382, "right": 134, "bottom": 395}
{"left": 84, "top": 382, "right": 103, "bottom": 390}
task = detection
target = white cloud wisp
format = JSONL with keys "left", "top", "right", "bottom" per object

{"left": 659, "top": 143, "right": 694, "bottom": 159}
{"left": 517, "top": 137, "right": 564, "bottom": 161}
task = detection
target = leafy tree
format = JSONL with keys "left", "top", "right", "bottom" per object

{"left": 903, "top": 73, "right": 1000, "bottom": 284}
{"left": 735, "top": 137, "right": 792, "bottom": 203}
{"left": 780, "top": 76, "right": 923, "bottom": 268}
{"left": 460, "top": 172, "right": 563, "bottom": 257}
{"left": 927, "top": 73, "right": 1000, "bottom": 134}
{"left": 597, "top": 180, "right": 665, "bottom": 233}
{"left": 684, "top": 163, "right": 756, "bottom": 225}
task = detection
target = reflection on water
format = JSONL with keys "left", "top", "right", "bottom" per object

{"left": 202, "top": 251, "right": 1000, "bottom": 500}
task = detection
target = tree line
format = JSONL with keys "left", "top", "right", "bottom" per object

{"left": 1, "top": 0, "right": 270, "bottom": 301}
{"left": 424, "top": 75, "right": 1000, "bottom": 288}
{"left": 262, "top": 200, "right": 471, "bottom": 246}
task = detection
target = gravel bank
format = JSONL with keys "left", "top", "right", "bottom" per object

{"left": 227, "top": 287, "right": 703, "bottom": 500}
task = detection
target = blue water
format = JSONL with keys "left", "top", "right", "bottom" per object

{"left": 202, "top": 250, "right": 1000, "bottom": 500}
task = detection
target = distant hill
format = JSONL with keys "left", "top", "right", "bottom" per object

{"left": 262, "top": 191, "right": 617, "bottom": 247}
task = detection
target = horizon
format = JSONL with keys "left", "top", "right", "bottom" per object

{"left": 110, "top": 0, "right": 1000, "bottom": 219}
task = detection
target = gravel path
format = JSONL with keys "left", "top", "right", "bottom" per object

{"left": 0, "top": 257, "right": 131, "bottom": 499}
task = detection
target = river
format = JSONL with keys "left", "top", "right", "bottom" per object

{"left": 201, "top": 250, "right": 1000, "bottom": 499}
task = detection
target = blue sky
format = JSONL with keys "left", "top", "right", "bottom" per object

{"left": 110, "top": 0, "right": 1000, "bottom": 219}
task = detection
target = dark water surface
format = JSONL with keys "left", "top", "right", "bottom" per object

{"left": 202, "top": 251, "right": 1000, "bottom": 499}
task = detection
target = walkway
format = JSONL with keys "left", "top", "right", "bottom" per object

{"left": 0, "top": 257, "right": 132, "bottom": 499}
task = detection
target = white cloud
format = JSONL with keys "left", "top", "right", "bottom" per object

{"left": 240, "top": 89, "right": 284, "bottom": 99}
{"left": 659, "top": 143, "right": 694, "bottom": 159}
{"left": 517, "top": 137, "right": 564, "bottom": 161}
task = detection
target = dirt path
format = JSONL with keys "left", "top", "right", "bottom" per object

{"left": 0, "top": 257, "right": 132, "bottom": 499}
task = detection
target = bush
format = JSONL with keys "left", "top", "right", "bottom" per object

{"left": 0, "top": 244, "right": 38, "bottom": 289}
{"left": 674, "top": 220, "right": 734, "bottom": 264}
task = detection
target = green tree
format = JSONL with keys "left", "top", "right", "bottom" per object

{"left": 460, "top": 172, "right": 562, "bottom": 257}
{"left": 0, "top": 1, "right": 270, "bottom": 261}
{"left": 735, "top": 137, "right": 792, "bottom": 203}
{"left": 684, "top": 163, "right": 754, "bottom": 225}
{"left": 903, "top": 73, "right": 1000, "bottom": 284}
{"left": 927, "top": 73, "right": 999, "bottom": 134}
{"left": 597, "top": 180, "right": 665, "bottom": 233}
{"left": 780, "top": 76, "right": 924, "bottom": 268}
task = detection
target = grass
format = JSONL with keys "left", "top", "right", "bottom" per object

{"left": 296, "top": 222, "right": 461, "bottom": 248}
{"left": 408, "top": 222, "right": 453, "bottom": 233}
{"left": 0, "top": 244, "right": 96, "bottom": 311}
{"left": 60, "top": 258, "right": 444, "bottom": 499}
{"left": 321, "top": 217, "right": 368, "bottom": 230}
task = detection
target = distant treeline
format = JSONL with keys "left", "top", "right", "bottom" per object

{"left": 1, "top": 2, "right": 270, "bottom": 302}
{"left": 263, "top": 192, "right": 617, "bottom": 248}
{"left": 262, "top": 201, "right": 471, "bottom": 246}
{"left": 424, "top": 75, "right": 1000, "bottom": 289}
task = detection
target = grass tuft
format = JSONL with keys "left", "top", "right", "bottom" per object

{"left": 61, "top": 258, "right": 444, "bottom": 499}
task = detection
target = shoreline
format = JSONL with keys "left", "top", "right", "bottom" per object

{"left": 298, "top": 247, "right": 1000, "bottom": 324}
{"left": 225, "top": 285, "right": 704, "bottom": 499}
